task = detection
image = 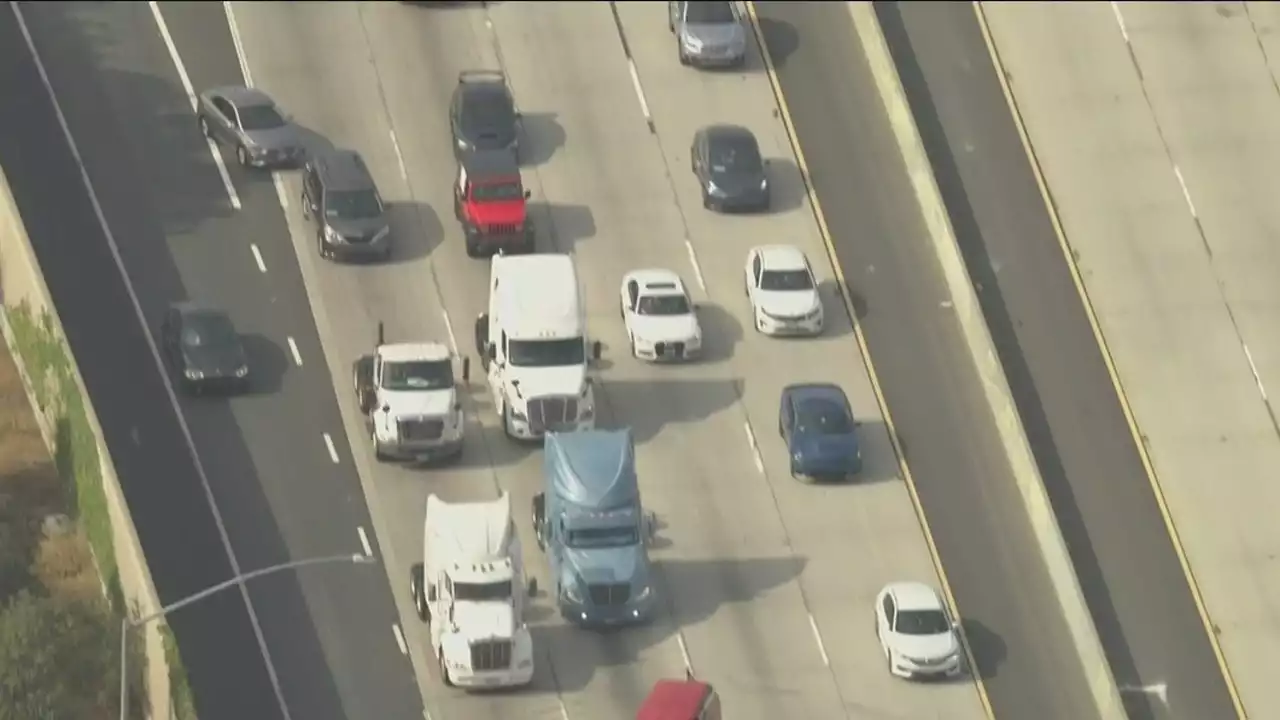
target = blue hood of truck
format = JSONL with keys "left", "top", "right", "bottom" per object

{"left": 563, "top": 544, "right": 648, "bottom": 586}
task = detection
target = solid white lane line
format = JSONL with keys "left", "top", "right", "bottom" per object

{"left": 1172, "top": 164, "right": 1197, "bottom": 218}
{"left": 9, "top": 5, "right": 286, "bottom": 717}
{"left": 324, "top": 433, "right": 340, "bottom": 464}
{"left": 147, "top": 2, "right": 241, "bottom": 210}
{"left": 392, "top": 624, "right": 409, "bottom": 655}
{"left": 440, "top": 311, "right": 459, "bottom": 356}
{"left": 388, "top": 128, "right": 410, "bottom": 182}
{"left": 743, "top": 422, "right": 765, "bottom": 474}
{"left": 287, "top": 337, "right": 303, "bottom": 367}
{"left": 251, "top": 243, "right": 267, "bottom": 273}
{"left": 684, "top": 241, "right": 707, "bottom": 291}
{"left": 1244, "top": 344, "right": 1267, "bottom": 401}
{"left": 357, "top": 526, "right": 373, "bottom": 558}
{"left": 627, "top": 60, "right": 652, "bottom": 127}
{"left": 676, "top": 633, "right": 693, "bottom": 673}
{"left": 808, "top": 614, "right": 830, "bottom": 667}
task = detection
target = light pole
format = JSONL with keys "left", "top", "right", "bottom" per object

{"left": 119, "top": 552, "right": 375, "bottom": 720}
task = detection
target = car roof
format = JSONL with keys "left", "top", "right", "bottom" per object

{"left": 784, "top": 383, "right": 848, "bottom": 405}
{"left": 462, "top": 148, "right": 519, "bottom": 177}
{"left": 705, "top": 123, "right": 756, "bottom": 144}
{"left": 887, "top": 581, "right": 944, "bottom": 611}
{"left": 629, "top": 269, "right": 686, "bottom": 295}
{"left": 754, "top": 244, "right": 809, "bottom": 270}
{"left": 210, "top": 85, "right": 273, "bottom": 107}
{"left": 379, "top": 343, "right": 451, "bottom": 363}
{"left": 313, "top": 150, "right": 374, "bottom": 192}
{"left": 458, "top": 70, "right": 508, "bottom": 88}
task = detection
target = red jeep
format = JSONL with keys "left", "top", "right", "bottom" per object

{"left": 636, "top": 675, "right": 721, "bottom": 720}
{"left": 453, "top": 149, "right": 535, "bottom": 257}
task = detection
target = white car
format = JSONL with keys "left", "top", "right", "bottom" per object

{"left": 619, "top": 269, "right": 703, "bottom": 361}
{"left": 874, "top": 582, "right": 964, "bottom": 680}
{"left": 743, "top": 245, "right": 824, "bottom": 336}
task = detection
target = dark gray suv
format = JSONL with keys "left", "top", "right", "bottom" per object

{"left": 301, "top": 150, "right": 391, "bottom": 262}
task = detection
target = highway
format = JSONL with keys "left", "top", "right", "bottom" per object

{"left": 868, "top": 2, "right": 1240, "bottom": 720}
{"left": 185, "top": 1, "right": 985, "bottom": 718}
{"left": 4, "top": 3, "right": 422, "bottom": 720}
{"left": 751, "top": 3, "right": 1101, "bottom": 719}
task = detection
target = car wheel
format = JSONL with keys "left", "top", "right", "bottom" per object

{"left": 317, "top": 231, "right": 331, "bottom": 260}
{"left": 678, "top": 44, "right": 690, "bottom": 66}
{"left": 629, "top": 335, "right": 638, "bottom": 359}
{"left": 440, "top": 656, "right": 454, "bottom": 688}
{"left": 236, "top": 145, "right": 250, "bottom": 167}
{"left": 300, "top": 193, "right": 310, "bottom": 219}
{"left": 372, "top": 426, "right": 390, "bottom": 462}
{"left": 198, "top": 115, "right": 212, "bottom": 139}
{"left": 702, "top": 191, "right": 712, "bottom": 210}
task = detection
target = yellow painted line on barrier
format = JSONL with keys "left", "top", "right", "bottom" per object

{"left": 970, "top": 4, "right": 1248, "bottom": 718}
{"left": 745, "top": 3, "right": 995, "bottom": 716}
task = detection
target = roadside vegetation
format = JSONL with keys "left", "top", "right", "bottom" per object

{"left": 0, "top": 303, "right": 192, "bottom": 719}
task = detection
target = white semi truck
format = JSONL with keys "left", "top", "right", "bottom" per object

{"left": 408, "top": 492, "right": 535, "bottom": 689}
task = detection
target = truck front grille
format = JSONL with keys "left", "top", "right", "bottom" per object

{"left": 528, "top": 396, "right": 578, "bottom": 433}
{"left": 485, "top": 223, "right": 520, "bottom": 235}
{"left": 398, "top": 418, "right": 444, "bottom": 441}
{"left": 470, "top": 639, "right": 513, "bottom": 670}
{"left": 587, "top": 583, "right": 630, "bottom": 607}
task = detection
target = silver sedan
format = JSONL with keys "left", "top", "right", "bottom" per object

{"left": 669, "top": 0, "right": 747, "bottom": 69}
{"left": 197, "top": 85, "right": 305, "bottom": 169}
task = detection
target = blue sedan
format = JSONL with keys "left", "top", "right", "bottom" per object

{"left": 778, "top": 383, "right": 862, "bottom": 480}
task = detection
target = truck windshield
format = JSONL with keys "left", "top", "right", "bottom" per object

{"left": 453, "top": 580, "right": 513, "bottom": 602}
{"left": 382, "top": 359, "right": 453, "bottom": 391}
{"left": 471, "top": 181, "right": 524, "bottom": 202}
{"left": 508, "top": 337, "right": 585, "bottom": 368}
{"left": 566, "top": 526, "right": 639, "bottom": 549}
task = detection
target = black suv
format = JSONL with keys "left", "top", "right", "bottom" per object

{"left": 450, "top": 70, "right": 520, "bottom": 160}
{"left": 301, "top": 150, "right": 391, "bottom": 262}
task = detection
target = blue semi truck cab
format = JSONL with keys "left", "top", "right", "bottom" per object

{"left": 532, "top": 429, "right": 656, "bottom": 627}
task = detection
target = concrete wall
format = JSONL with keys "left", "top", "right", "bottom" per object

{"left": 0, "top": 164, "right": 174, "bottom": 720}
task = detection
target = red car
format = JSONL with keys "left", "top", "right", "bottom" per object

{"left": 637, "top": 675, "right": 721, "bottom": 720}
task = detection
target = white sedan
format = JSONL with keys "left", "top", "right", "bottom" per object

{"left": 619, "top": 269, "right": 702, "bottom": 361}
{"left": 874, "top": 582, "right": 964, "bottom": 680}
{"left": 743, "top": 245, "right": 824, "bottom": 336}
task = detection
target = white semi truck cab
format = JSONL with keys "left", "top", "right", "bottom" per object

{"left": 473, "top": 254, "right": 602, "bottom": 441}
{"left": 409, "top": 493, "right": 535, "bottom": 689}
{"left": 354, "top": 323, "right": 469, "bottom": 464}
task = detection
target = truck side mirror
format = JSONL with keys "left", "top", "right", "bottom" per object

{"left": 358, "top": 388, "right": 376, "bottom": 415}
{"left": 427, "top": 585, "right": 437, "bottom": 602}
{"left": 461, "top": 357, "right": 471, "bottom": 383}
{"left": 591, "top": 341, "right": 603, "bottom": 361}
{"left": 523, "top": 189, "right": 531, "bottom": 200}
{"left": 473, "top": 314, "right": 489, "bottom": 355}
{"left": 376, "top": 321, "right": 385, "bottom": 347}
{"left": 644, "top": 511, "right": 658, "bottom": 543}
{"left": 381, "top": 404, "right": 391, "bottom": 414}
{"left": 487, "top": 343, "right": 497, "bottom": 362}
{"left": 526, "top": 578, "right": 538, "bottom": 597}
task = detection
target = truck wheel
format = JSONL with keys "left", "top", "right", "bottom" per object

{"left": 410, "top": 563, "right": 428, "bottom": 622}
{"left": 502, "top": 403, "right": 516, "bottom": 440}
{"left": 440, "top": 656, "right": 454, "bottom": 688}
{"left": 372, "top": 427, "right": 391, "bottom": 462}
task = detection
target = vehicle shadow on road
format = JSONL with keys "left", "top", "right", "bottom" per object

{"left": 383, "top": 200, "right": 444, "bottom": 263}
{"left": 239, "top": 333, "right": 290, "bottom": 396}
{"left": 695, "top": 301, "right": 744, "bottom": 363}
{"left": 752, "top": 14, "right": 801, "bottom": 70}
{"left": 518, "top": 112, "right": 565, "bottom": 168}
{"left": 763, "top": 157, "right": 806, "bottom": 214}
{"left": 594, "top": 378, "right": 741, "bottom": 445}
{"left": 532, "top": 202, "right": 596, "bottom": 254}
{"left": 875, "top": 4, "right": 1146, "bottom": 712}
{"left": 956, "top": 617, "right": 1006, "bottom": 681}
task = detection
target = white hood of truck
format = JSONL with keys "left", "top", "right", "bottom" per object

{"left": 382, "top": 388, "right": 455, "bottom": 418}
{"left": 508, "top": 365, "right": 586, "bottom": 399}
{"left": 453, "top": 601, "right": 516, "bottom": 640}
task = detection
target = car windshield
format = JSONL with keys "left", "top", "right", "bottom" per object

{"left": 796, "top": 399, "right": 853, "bottom": 435}
{"left": 566, "top": 526, "right": 639, "bottom": 549}
{"left": 637, "top": 294, "right": 690, "bottom": 316}
{"left": 471, "top": 181, "right": 523, "bottom": 202}
{"left": 895, "top": 609, "right": 950, "bottom": 636}
{"left": 452, "top": 580, "right": 512, "bottom": 602}
{"left": 760, "top": 269, "right": 813, "bottom": 291}
{"left": 238, "top": 103, "right": 286, "bottom": 131}
{"left": 463, "top": 91, "right": 515, "bottom": 135}
{"left": 381, "top": 359, "right": 453, "bottom": 391}
{"left": 181, "top": 312, "right": 239, "bottom": 349}
{"left": 687, "top": 1, "right": 735, "bottom": 24}
{"left": 325, "top": 189, "right": 382, "bottom": 220}
{"left": 709, "top": 136, "right": 762, "bottom": 175}
{"left": 507, "top": 337, "right": 585, "bottom": 368}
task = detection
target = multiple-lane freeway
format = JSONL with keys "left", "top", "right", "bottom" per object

{"left": 6, "top": 1, "right": 1229, "bottom": 719}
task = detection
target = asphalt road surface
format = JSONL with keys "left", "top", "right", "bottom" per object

{"left": 753, "top": 2, "right": 1103, "bottom": 719}
{"left": 868, "top": 2, "right": 1239, "bottom": 719}
{"left": 2, "top": 4, "right": 423, "bottom": 720}
{"left": 164, "top": 1, "right": 989, "bottom": 718}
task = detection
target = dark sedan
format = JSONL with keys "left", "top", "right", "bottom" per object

{"left": 779, "top": 383, "right": 862, "bottom": 481}
{"left": 450, "top": 70, "right": 520, "bottom": 160}
{"left": 161, "top": 303, "right": 250, "bottom": 395}
{"left": 691, "top": 124, "right": 770, "bottom": 212}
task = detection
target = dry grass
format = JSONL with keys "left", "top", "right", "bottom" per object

{"left": 0, "top": 339, "right": 99, "bottom": 600}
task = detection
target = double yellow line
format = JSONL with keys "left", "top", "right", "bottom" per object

{"left": 744, "top": 2, "right": 996, "bottom": 716}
